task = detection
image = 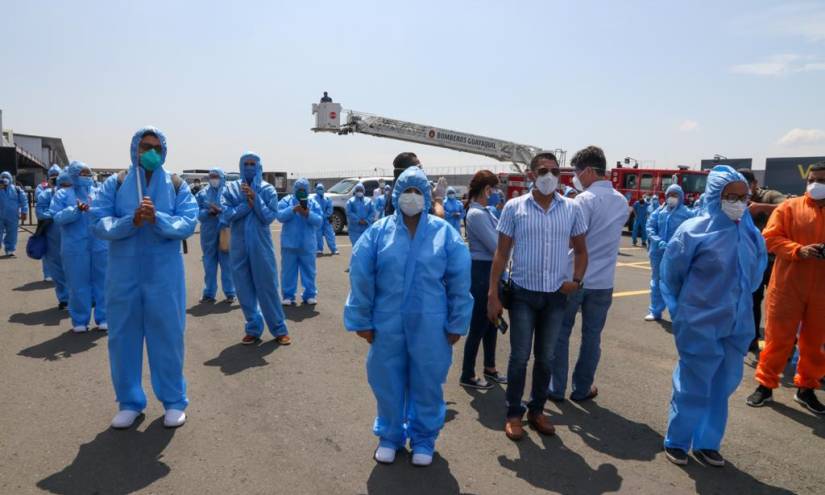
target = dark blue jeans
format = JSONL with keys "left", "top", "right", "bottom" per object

{"left": 548, "top": 288, "right": 613, "bottom": 400}
{"left": 461, "top": 260, "right": 498, "bottom": 382}
{"left": 505, "top": 284, "right": 568, "bottom": 418}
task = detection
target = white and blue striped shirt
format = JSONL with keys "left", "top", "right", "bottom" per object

{"left": 498, "top": 192, "right": 587, "bottom": 293}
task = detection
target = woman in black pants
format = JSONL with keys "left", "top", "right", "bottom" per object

{"left": 460, "top": 170, "right": 507, "bottom": 389}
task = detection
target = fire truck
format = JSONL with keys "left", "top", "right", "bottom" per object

{"left": 613, "top": 167, "right": 708, "bottom": 205}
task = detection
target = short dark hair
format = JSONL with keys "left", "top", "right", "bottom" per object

{"left": 141, "top": 130, "right": 158, "bottom": 139}
{"left": 737, "top": 168, "right": 756, "bottom": 183}
{"left": 529, "top": 152, "right": 558, "bottom": 171}
{"left": 570, "top": 146, "right": 607, "bottom": 175}
{"left": 811, "top": 162, "right": 825, "bottom": 173}
{"left": 393, "top": 152, "right": 419, "bottom": 170}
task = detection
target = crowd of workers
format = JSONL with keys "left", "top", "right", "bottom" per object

{"left": 1, "top": 126, "right": 823, "bottom": 470}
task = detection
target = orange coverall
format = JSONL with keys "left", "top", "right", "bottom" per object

{"left": 755, "top": 195, "right": 825, "bottom": 389}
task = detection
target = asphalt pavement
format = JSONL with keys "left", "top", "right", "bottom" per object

{"left": 0, "top": 227, "right": 822, "bottom": 494}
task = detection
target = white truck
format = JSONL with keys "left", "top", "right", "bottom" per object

{"left": 324, "top": 176, "right": 393, "bottom": 234}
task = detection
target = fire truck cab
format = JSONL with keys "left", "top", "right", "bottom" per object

{"left": 613, "top": 167, "right": 708, "bottom": 229}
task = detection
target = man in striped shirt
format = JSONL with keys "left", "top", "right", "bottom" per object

{"left": 488, "top": 152, "right": 589, "bottom": 441}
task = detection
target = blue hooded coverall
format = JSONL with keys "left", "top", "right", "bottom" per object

{"left": 277, "top": 178, "right": 323, "bottom": 302}
{"left": 344, "top": 166, "right": 473, "bottom": 456}
{"left": 646, "top": 185, "right": 693, "bottom": 318}
{"left": 52, "top": 161, "right": 108, "bottom": 328}
{"left": 631, "top": 198, "right": 648, "bottom": 245}
{"left": 443, "top": 186, "right": 465, "bottom": 233}
{"left": 661, "top": 165, "right": 767, "bottom": 452}
{"left": 92, "top": 126, "right": 198, "bottom": 412}
{"left": 0, "top": 171, "right": 28, "bottom": 255}
{"left": 313, "top": 184, "right": 337, "bottom": 254}
{"left": 221, "top": 152, "right": 288, "bottom": 339}
{"left": 36, "top": 170, "right": 69, "bottom": 305}
{"left": 346, "top": 183, "right": 374, "bottom": 246}
{"left": 37, "top": 164, "right": 63, "bottom": 277}
{"left": 196, "top": 167, "right": 235, "bottom": 300}
{"left": 371, "top": 185, "right": 390, "bottom": 222}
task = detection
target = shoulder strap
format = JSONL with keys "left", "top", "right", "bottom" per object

{"left": 170, "top": 173, "right": 182, "bottom": 194}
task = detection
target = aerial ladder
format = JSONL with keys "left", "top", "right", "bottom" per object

{"left": 311, "top": 96, "right": 565, "bottom": 176}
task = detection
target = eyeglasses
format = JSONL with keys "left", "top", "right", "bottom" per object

{"left": 808, "top": 177, "right": 825, "bottom": 184}
{"left": 535, "top": 167, "right": 561, "bottom": 177}
{"left": 721, "top": 193, "right": 749, "bottom": 202}
{"left": 138, "top": 142, "right": 163, "bottom": 153}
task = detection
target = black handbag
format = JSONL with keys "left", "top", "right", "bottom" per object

{"left": 498, "top": 260, "right": 514, "bottom": 310}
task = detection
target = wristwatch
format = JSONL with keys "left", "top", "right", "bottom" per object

{"left": 572, "top": 278, "right": 584, "bottom": 290}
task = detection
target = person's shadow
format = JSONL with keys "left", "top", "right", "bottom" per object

{"left": 464, "top": 385, "right": 507, "bottom": 431}
{"left": 186, "top": 300, "right": 237, "bottom": 317}
{"left": 365, "top": 452, "right": 470, "bottom": 495}
{"left": 284, "top": 304, "right": 319, "bottom": 322}
{"left": 203, "top": 340, "right": 281, "bottom": 375}
{"left": 763, "top": 400, "right": 825, "bottom": 440}
{"left": 9, "top": 306, "right": 69, "bottom": 327}
{"left": 37, "top": 416, "right": 176, "bottom": 495}
{"left": 13, "top": 280, "right": 54, "bottom": 292}
{"left": 498, "top": 433, "right": 622, "bottom": 494}
{"left": 18, "top": 330, "right": 106, "bottom": 361}
{"left": 655, "top": 319, "right": 674, "bottom": 335}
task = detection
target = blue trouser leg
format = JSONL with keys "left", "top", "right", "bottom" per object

{"left": 299, "top": 251, "right": 317, "bottom": 300}
{"left": 201, "top": 237, "right": 219, "bottom": 299}
{"left": 367, "top": 312, "right": 408, "bottom": 450}
{"left": 316, "top": 228, "right": 324, "bottom": 252}
{"left": 349, "top": 229, "right": 363, "bottom": 247}
{"left": 281, "top": 248, "right": 299, "bottom": 300}
{"left": 569, "top": 288, "right": 613, "bottom": 399}
{"left": 649, "top": 256, "right": 665, "bottom": 317}
{"left": 251, "top": 252, "right": 288, "bottom": 337}
{"left": 548, "top": 291, "right": 581, "bottom": 399}
{"left": 91, "top": 251, "right": 107, "bottom": 325}
{"left": 42, "top": 258, "right": 50, "bottom": 278}
{"left": 233, "top": 255, "right": 265, "bottom": 338}
{"left": 2, "top": 218, "right": 18, "bottom": 253}
{"left": 691, "top": 338, "right": 745, "bottom": 451}
{"left": 44, "top": 233, "right": 68, "bottom": 303}
{"left": 63, "top": 253, "right": 92, "bottom": 327}
{"left": 218, "top": 249, "right": 235, "bottom": 297}
{"left": 461, "top": 260, "right": 498, "bottom": 382}
{"left": 406, "top": 312, "right": 452, "bottom": 456}
{"left": 323, "top": 222, "right": 337, "bottom": 252}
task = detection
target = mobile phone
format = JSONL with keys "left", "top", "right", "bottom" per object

{"left": 496, "top": 316, "right": 509, "bottom": 334}
{"left": 300, "top": 199, "right": 308, "bottom": 209}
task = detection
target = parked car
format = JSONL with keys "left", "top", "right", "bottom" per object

{"left": 325, "top": 177, "right": 393, "bottom": 234}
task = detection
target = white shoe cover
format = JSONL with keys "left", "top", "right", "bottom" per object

{"left": 111, "top": 410, "right": 140, "bottom": 429}
{"left": 72, "top": 325, "right": 88, "bottom": 333}
{"left": 306, "top": 298, "right": 318, "bottom": 305}
{"left": 412, "top": 453, "right": 433, "bottom": 466}
{"left": 643, "top": 314, "right": 658, "bottom": 322}
{"left": 282, "top": 299, "right": 295, "bottom": 306}
{"left": 97, "top": 322, "right": 108, "bottom": 331}
{"left": 164, "top": 409, "right": 186, "bottom": 428}
{"left": 374, "top": 446, "right": 396, "bottom": 464}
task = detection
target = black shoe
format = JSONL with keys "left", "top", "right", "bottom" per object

{"left": 794, "top": 388, "right": 825, "bottom": 415}
{"left": 693, "top": 449, "right": 725, "bottom": 467}
{"left": 746, "top": 385, "right": 773, "bottom": 407}
{"left": 200, "top": 296, "right": 217, "bottom": 304}
{"left": 665, "top": 447, "right": 688, "bottom": 466}
{"left": 748, "top": 339, "right": 760, "bottom": 354}
{"left": 483, "top": 370, "right": 508, "bottom": 384}
{"left": 459, "top": 377, "right": 494, "bottom": 390}
{"left": 58, "top": 302, "right": 68, "bottom": 311}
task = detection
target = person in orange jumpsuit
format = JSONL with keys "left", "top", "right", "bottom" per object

{"left": 747, "top": 162, "right": 825, "bottom": 415}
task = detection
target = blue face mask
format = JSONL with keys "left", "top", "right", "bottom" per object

{"left": 77, "top": 176, "right": 94, "bottom": 188}
{"left": 488, "top": 192, "right": 500, "bottom": 205}
{"left": 296, "top": 189, "right": 309, "bottom": 200}
{"left": 140, "top": 149, "right": 163, "bottom": 171}
{"left": 243, "top": 165, "right": 257, "bottom": 182}
{"left": 316, "top": 189, "right": 324, "bottom": 197}
{"left": 1, "top": 178, "right": 9, "bottom": 186}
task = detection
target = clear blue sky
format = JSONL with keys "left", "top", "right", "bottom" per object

{"left": 2, "top": 0, "right": 824, "bottom": 173}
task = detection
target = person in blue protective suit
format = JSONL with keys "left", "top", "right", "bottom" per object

{"left": 0, "top": 171, "right": 28, "bottom": 256}
{"left": 36, "top": 169, "right": 69, "bottom": 309}
{"left": 371, "top": 184, "right": 390, "bottom": 222}
{"left": 644, "top": 185, "right": 692, "bottom": 321}
{"left": 312, "top": 183, "right": 338, "bottom": 255}
{"left": 344, "top": 166, "right": 473, "bottom": 467}
{"left": 37, "top": 164, "right": 63, "bottom": 279}
{"left": 222, "top": 152, "right": 291, "bottom": 346}
{"left": 346, "top": 182, "right": 374, "bottom": 245}
{"left": 691, "top": 193, "right": 706, "bottom": 215}
{"left": 487, "top": 189, "right": 504, "bottom": 219}
{"left": 277, "top": 177, "right": 323, "bottom": 305}
{"left": 92, "top": 126, "right": 198, "bottom": 430}
{"left": 443, "top": 186, "right": 465, "bottom": 232}
{"left": 51, "top": 161, "right": 108, "bottom": 333}
{"left": 660, "top": 165, "right": 767, "bottom": 467}
{"left": 196, "top": 167, "right": 236, "bottom": 304}
{"left": 631, "top": 196, "right": 649, "bottom": 247}
{"left": 647, "top": 194, "right": 660, "bottom": 215}
{"left": 563, "top": 186, "right": 578, "bottom": 199}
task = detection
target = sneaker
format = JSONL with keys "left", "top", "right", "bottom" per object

{"left": 794, "top": 388, "right": 825, "bottom": 415}
{"left": 199, "top": 296, "right": 216, "bottom": 304}
{"left": 374, "top": 446, "right": 396, "bottom": 464}
{"left": 632, "top": 242, "right": 638, "bottom": 247}
{"left": 411, "top": 453, "right": 433, "bottom": 467}
{"left": 665, "top": 447, "right": 689, "bottom": 466}
{"left": 644, "top": 314, "right": 660, "bottom": 322}
{"left": 111, "top": 410, "right": 141, "bottom": 429}
{"left": 282, "top": 299, "right": 295, "bottom": 306}
{"left": 459, "top": 377, "right": 494, "bottom": 390}
{"left": 225, "top": 296, "right": 236, "bottom": 304}
{"left": 483, "top": 370, "right": 508, "bottom": 384}
{"left": 72, "top": 325, "right": 88, "bottom": 333}
{"left": 163, "top": 409, "right": 186, "bottom": 428}
{"left": 97, "top": 322, "right": 108, "bottom": 331}
{"left": 241, "top": 335, "right": 261, "bottom": 345}
{"left": 305, "top": 298, "right": 318, "bottom": 305}
{"left": 746, "top": 385, "right": 773, "bottom": 407}
{"left": 694, "top": 449, "right": 725, "bottom": 467}
{"left": 276, "top": 335, "right": 292, "bottom": 346}
{"left": 58, "top": 302, "right": 68, "bottom": 310}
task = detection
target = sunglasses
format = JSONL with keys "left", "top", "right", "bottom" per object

{"left": 535, "top": 167, "right": 561, "bottom": 177}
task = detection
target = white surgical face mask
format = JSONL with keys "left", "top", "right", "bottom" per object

{"left": 666, "top": 197, "right": 679, "bottom": 208}
{"left": 807, "top": 182, "right": 825, "bottom": 200}
{"left": 721, "top": 200, "right": 747, "bottom": 221}
{"left": 447, "top": 193, "right": 456, "bottom": 199}
{"left": 399, "top": 192, "right": 424, "bottom": 216}
{"left": 535, "top": 173, "right": 558, "bottom": 195}
{"left": 355, "top": 191, "right": 364, "bottom": 198}
{"left": 572, "top": 174, "right": 584, "bottom": 192}
{"left": 209, "top": 178, "right": 220, "bottom": 188}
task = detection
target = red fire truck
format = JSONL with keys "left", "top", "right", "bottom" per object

{"left": 612, "top": 167, "right": 708, "bottom": 205}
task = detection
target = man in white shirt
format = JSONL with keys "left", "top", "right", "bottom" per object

{"left": 548, "top": 146, "right": 630, "bottom": 402}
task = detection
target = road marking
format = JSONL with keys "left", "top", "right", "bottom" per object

{"left": 613, "top": 289, "right": 650, "bottom": 298}
{"left": 616, "top": 261, "right": 651, "bottom": 270}
{"left": 620, "top": 247, "right": 644, "bottom": 251}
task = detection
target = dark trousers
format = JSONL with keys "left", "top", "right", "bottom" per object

{"left": 752, "top": 257, "right": 774, "bottom": 344}
{"left": 461, "top": 260, "right": 498, "bottom": 382}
